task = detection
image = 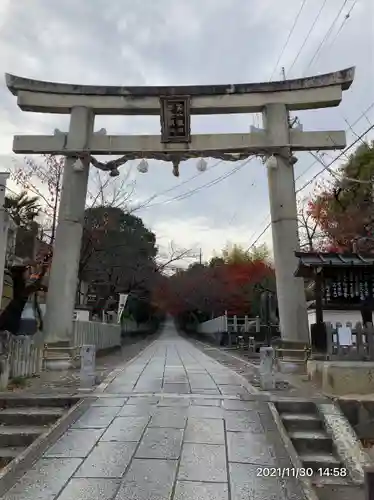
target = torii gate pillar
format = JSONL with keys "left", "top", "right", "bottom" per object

{"left": 5, "top": 67, "right": 355, "bottom": 367}
{"left": 264, "top": 103, "right": 309, "bottom": 343}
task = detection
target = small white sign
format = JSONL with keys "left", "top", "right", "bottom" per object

{"left": 337, "top": 326, "right": 353, "bottom": 346}
{"left": 117, "top": 293, "right": 128, "bottom": 323}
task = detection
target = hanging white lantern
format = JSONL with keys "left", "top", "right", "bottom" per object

{"left": 196, "top": 158, "right": 207, "bottom": 172}
{"left": 265, "top": 155, "right": 278, "bottom": 170}
{"left": 73, "top": 158, "right": 84, "bottom": 172}
{"left": 137, "top": 159, "right": 149, "bottom": 173}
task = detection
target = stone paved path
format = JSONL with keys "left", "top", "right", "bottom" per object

{"left": 3, "top": 320, "right": 310, "bottom": 500}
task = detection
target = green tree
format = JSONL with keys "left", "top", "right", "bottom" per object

{"left": 4, "top": 191, "right": 41, "bottom": 227}
{"left": 309, "top": 142, "right": 374, "bottom": 251}
{"left": 220, "top": 242, "right": 270, "bottom": 264}
{"left": 80, "top": 206, "right": 158, "bottom": 315}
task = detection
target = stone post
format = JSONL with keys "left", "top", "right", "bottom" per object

{"left": 43, "top": 107, "right": 94, "bottom": 370}
{"left": 263, "top": 103, "right": 309, "bottom": 344}
{"left": 0, "top": 173, "right": 9, "bottom": 303}
{"left": 259, "top": 346, "right": 276, "bottom": 390}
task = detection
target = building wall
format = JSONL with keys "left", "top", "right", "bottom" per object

{"left": 307, "top": 309, "right": 363, "bottom": 330}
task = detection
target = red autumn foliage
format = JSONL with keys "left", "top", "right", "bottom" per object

{"left": 153, "top": 260, "right": 274, "bottom": 316}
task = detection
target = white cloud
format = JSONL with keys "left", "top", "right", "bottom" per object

{"left": 0, "top": 0, "right": 373, "bottom": 261}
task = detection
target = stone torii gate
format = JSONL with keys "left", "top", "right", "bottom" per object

{"left": 5, "top": 67, "right": 354, "bottom": 367}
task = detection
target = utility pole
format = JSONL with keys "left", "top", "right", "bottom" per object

{"left": 199, "top": 248, "right": 202, "bottom": 265}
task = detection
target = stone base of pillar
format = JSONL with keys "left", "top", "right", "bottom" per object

{"left": 274, "top": 340, "right": 311, "bottom": 375}
{"left": 43, "top": 342, "right": 75, "bottom": 371}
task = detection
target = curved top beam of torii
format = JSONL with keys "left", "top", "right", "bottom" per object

{"left": 6, "top": 67, "right": 354, "bottom": 96}
{"left": 5, "top": 67, "right": 355, "bottom": 115}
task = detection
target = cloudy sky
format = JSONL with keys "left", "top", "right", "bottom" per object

{"left": 0, "top": 0, "right": 373, "bottom": 265}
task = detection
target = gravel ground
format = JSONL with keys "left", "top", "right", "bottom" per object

{"left": 4, "top": 332, "right": 160, "bottom": 395}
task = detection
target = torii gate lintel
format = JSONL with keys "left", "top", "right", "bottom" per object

{"left": 5, "top": 68, "right": 355, "bottom": 367}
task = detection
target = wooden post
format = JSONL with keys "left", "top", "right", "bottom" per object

{"left": 365, "top": 466, "right": 374, "bottom": 500}
{"left": 315, "top": 272, "right": 324, "bottom": 324}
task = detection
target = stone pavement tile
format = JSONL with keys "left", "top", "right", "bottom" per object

{"left": 211, "top": 376, "right": 241, "bottom": 385}
{"left": 2, "top": 458, "right": 82, "bottom": 500}
{"left": 74, "top": 441, "right": 137, "bottom": 478}
{"left": 92, "top": 398, "right": 127, "bottom": 407}
{"left": 258, "top": 408, "right": 278, "bottom": 432}
{"left": 101, "top": 416, "right": 149, "bottom": 442}
{"left": 223, "top": 399, "right": 261, "bottom": 411}
{"left": 57, "top": 478, "right": 120, "bottom": 500}
{"left": 134, "top": 379, "right": 163, "bottom": 392}
{"left": 185, "top": 418, "right": 225, "bottom": 444}
{"left": 188, "top": 378, "right": 217, "bottom": 390}
{"left": 72, "top": 406, "right": 121, "bottom": 429}
{"left": 105, "top": 384, "right": 134, "bottom": 393}
{"left": 191, "top": 398, "right": 221, "bottom": 407}
{"left": 218, "top": 385, "right": 250, "bottom": 397}
{"left": 174, "top": 481, "right": 229, "bottom": 500}
{"left": 225, "top": 411, "right": 264, "bottom": 433}
{"left": 280, "top": 477, "right": 308, "bottom": 500}
{"left": 188, "top": 405, "right": 224, "bottom": 419}
{"left": 195, "top": 388, "right": 221, "bottom": 395}
{"left": 117, "top": 404, "right": 155, "bottom": 417}
{"left": 44, "top": 429, "right": 104, "bottom": 458}
{"left": 115, "top": 458, "right": 177, "bottom": 500}
{"left": 126, "top": 396, "right": 159, "bottom": 405}
{"left": 227, "top": 431, "right": 276, "bottom": 465}
{"left": 229, "top": 463, "right": 286, "bottom": 500}
{"left": 163, "top": 383, "right": 191, "bottom": 393}
{"left": 178, "top": 443, "right": 227, "bottom": 482}
{"left": 158, "top": 397, "right": 190, "bottom": 407}
{"left": 149, "top": 407, "right": 188, "bottom": 428}
{"left": 135, "top": 427, "right": 184, "bottom": 459}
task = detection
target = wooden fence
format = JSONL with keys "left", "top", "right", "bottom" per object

{"left": 325, "top": 321, "right": 374, "bottom": 361}
{"left": 2, "top": 320, "right": 122, "bottom": 383}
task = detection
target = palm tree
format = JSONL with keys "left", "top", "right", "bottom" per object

{"left": 4, "top": 192, "right": 41, "bottom": 227}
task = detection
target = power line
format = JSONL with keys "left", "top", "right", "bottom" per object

{"left": 287, "top": 0, "right": 328, "bottom": 77}
{"left": 294, "top": 101, "right": 374, "bottom": 183}
{"left": 303, "top": 0, "right": 350, "bottom": 75}
{"left": 269, "top": 0, "right": 308, "bottom": 81}
{"left": 323, "top": 0, "right": 358, "bottom": 53}
{"left": 296, "top": 122, "right": 374, "bottom": 193}
{"left": 138, "top": 158, "right": 254, "bottom": 210}
{"left": 246, "top": 108, "right": 374, "bottom": 250}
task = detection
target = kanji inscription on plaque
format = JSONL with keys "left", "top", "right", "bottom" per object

{"left": 160, "top": 96, "right": 191, "bottom": 143}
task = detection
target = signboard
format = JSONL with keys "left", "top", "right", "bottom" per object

{"left": 117, "top": 293, "right": 128, "bottom": 323}
{"left": 160, "top": 96, "right": 191, "bottom": 143}
{"left": 73, "top": 309, "right": 90, "bottom": 322}
{"left": 80, "top": 344, "right": 96, "bottom": 389}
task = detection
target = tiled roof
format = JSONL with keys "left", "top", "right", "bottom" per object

{"left": 294, "top": 252, "right": 374, "bottom": 277}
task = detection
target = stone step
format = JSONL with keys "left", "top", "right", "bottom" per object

{"left": 0, "top": 397, "right": 79, "bottom": 408}
{"left": 275, "top": 400, "right": 317, "bottom": 415}
{"left": 0, "top": 407, "right": 64, "bottom": 426}
{"left": 289, "top": 430, "right": 333, "bottom": 454}
{"left": 281, "top": 412, "right": 323, "bottom": 432}
{"left": 312, "top": 484, "right": 364, "bottom": 500}
{"left": 311, "top": 474, "right": 352, "bottom": 487}
{"left": 299, "top": 452, "right": 342, "bottom": 470}
{"left": 0, "top": 446, "right": 27, "bottom": 468}
{"left": 0, "top": 426, "right": 46, "bottom": 447}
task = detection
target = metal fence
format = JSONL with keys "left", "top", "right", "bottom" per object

{"left": 325, "top": 321, "right": 374, "bottom": 361}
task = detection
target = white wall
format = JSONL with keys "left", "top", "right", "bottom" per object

{"left": 307, "top": 309, "right": 362, "bottom": 330}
